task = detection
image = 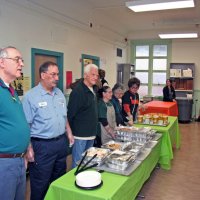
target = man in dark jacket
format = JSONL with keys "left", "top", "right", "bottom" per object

{"left": 67, "top": 64, "right": 99, "bottom": 168}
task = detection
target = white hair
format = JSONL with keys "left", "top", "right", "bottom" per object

{"left": 84, "top": 64, "right": 98, "bottom": 74}
{"left": 0, "top": 46, "right": 17, "bottom": 58}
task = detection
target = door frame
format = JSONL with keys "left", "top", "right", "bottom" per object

{"left": 81, "top": 54, "right": 100, "bottom": 77}
{"left": 31, "top": 48, "right": 64, "bottom": 91}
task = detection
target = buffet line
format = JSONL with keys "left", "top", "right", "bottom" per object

{"left": 79, "top": 126, "right": 162, "bottom": 176}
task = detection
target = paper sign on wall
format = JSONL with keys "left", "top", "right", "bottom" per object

{"left": 66, "top": 71, "right": 72, "bottom": 89}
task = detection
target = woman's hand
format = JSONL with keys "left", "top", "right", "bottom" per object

{"left": 128, "top": 119, "right": 133, "bottom": 126}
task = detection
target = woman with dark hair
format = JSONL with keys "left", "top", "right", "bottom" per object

{"left": 163, "top": 79, "right": 176, "bottom": 102}
{"left": 97, "top": 86, "right": 116, "bottom": 144}
{"left": 122, "top": 77, "right": 140, "bottom": 125}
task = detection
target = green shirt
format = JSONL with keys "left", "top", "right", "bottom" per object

{"left": 0, "top": 79, "right": 30, "bottom": 153}
{"left": 98, "top": 99, "right": 113, "bottom": 119}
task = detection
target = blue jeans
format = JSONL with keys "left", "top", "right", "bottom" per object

{"left": 0, "top": 157, "right": 26, "bottom": 200}
{"left": 72, "top": 139, "right": 94, "bottom": 168}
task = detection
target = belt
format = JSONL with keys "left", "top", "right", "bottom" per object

{"left": 0, "top": 153, "right": 25, "bottom": 158}
{"left": 31, "top": 134, "right": 65, "bottom": 142}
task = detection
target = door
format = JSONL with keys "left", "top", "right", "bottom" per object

{"left": 81, "top": 54, "right": 100, "bottom": 77}
{"left": 31, "top": 48, "right": 64, "bottom": 90}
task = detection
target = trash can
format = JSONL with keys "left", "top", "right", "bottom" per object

{"left": 176, "top": 97, "right": 193, "bottom": 122}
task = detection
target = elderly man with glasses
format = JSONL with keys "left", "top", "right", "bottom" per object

{"left": 0, "top": 46, "right": 30, "bottom": 200}
{"left": 22, "top": 61, "right": 74, "bottom": 200}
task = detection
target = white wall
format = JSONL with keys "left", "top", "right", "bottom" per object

{"left": 0, "top": 1, "right": 127, "bottom": 92}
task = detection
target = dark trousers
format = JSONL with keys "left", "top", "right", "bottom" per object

{"left": 29, "top": 135, "right": 68, "bottom": 200}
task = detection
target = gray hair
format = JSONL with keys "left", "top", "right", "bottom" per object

{"left": 84, "top": 64, "right": 98, "bottom": 74}
{"left": 0, "top": 46, "right": 17, "bottom": 58}
{"left": 112, "top": 83, "right": 124, "bottom": 93}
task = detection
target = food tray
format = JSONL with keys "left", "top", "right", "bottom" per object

{"left": 151, "top": 133, "right": 162, "bottom": 141}
{"left": 136, "top": 148, "right": 151, "bottom": 161}
{"left": 135, "top": 122, "right": 170, "bottom": 127}
{"left": 115, "top": 126, "right": 157, "bottom": 142}
{"left": 145, "top": 140, "right": 158, "bottom": 149}
{"left": 105, "top": 150, "right": 136, "bottom": 170}
{"left": 101, "top": 140, "right": 131, "bottom": 151}
{"left": 82, "top": 147, "right": 110, "bottom": 166}
{"left": 123, "top": 142, "right": 144, "bottom": 155}
{"left": 95, "top": 160, "right": 142, "bottom": 176}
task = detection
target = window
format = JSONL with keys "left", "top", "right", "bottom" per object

{"left": 131, "top": 40, "right": 171, "bottom": 98}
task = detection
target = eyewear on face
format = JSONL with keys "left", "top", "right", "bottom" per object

{"left": 131, "top": 86, "right": 139, "bottom": 90}
{"left": 4, "top": 57, "right": 24, "bottom": 63}
{"left": 44, "top": 72, "right": 59, "bottom": 77}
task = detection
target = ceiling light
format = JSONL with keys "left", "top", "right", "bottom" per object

{"left": 126, "top": 0, "right": 194, "bottom": 12}
{"left": 159, "top": 33, "right": 198, "bottom": 39}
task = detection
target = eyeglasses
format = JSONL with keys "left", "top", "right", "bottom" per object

{"left": 130, "top": 86, "right": 139, "bottom": 90}
{"left": 4, "top": 57, "right": 24, "bottom": 63}
{"left": 44, "top": 72, "right": 59, "bottom": 77}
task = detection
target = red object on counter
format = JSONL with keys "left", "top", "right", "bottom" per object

{"left": 140, "top": 101, "right": 178, "bottom": 116}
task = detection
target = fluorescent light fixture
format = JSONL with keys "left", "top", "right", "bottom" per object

{"left": 126, "top": 0, "right": 194, "bottom": 12}
{"left": 159, "top": 33, "right": 198, "bottom": 39}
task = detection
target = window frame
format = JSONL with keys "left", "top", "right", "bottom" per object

{"left": 131, "top": 39, "right": 172, "bottom": 97}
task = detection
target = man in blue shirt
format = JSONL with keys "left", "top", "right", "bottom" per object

{"left": 0, "top": 46, "right": 30, "bottom": 200}
{"left": 22, "top": 61, "right": 74, "bottom": 200}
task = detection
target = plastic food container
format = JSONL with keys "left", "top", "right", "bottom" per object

{"left": 137, "top": 115, "right": 144, "bottom": 123}
{"left": 163, "top": 115, "right": 168, "bottom": 125}
{"left": 153, "top": 115, "right": 159, "bottom": 124}
{"left": 144, "top": 114, "right": 151, "bottom": 124}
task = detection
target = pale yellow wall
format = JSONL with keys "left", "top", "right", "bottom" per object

{"left": 0, "top": 1, "right": 127, "bottom": 93}
{"left": 171, "top": 40, "right": 200, "bottom": 90}
{"left": 1, "top": 1, "right": 200, "bottom": 93}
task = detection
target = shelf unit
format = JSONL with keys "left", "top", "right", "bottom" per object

{"left": 170, "top": 63, "right": 195, "bottom": 98}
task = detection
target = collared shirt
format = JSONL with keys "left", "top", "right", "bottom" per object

{"left": 22, "top": 83, "right": 67, "bottom": 139}
{"left": 0, "top": 79, "right": 30, "bottom": 153}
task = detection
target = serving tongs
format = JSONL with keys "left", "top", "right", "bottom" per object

{"left": 74, "top": 151, "right": 98, "bottom": 175}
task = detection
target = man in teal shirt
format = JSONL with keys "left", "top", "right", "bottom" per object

{"left": 0, "top": 46, "right": 30, "bottom": 200}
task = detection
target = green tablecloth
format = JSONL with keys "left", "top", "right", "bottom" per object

{"left": 45, "top": 139, "right": 161, "bottom": 200}
{"left": 134, "top": 116, "right": 180, "bottom": 170}
{"left": 45, "top": 116, "right": 180, "bottom": 200}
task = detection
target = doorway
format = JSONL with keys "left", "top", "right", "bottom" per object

{"left": 31, "top": 48, "right": 64, "bottom": 90}
{"left": 81, "top": 54, "right": 100, "bottom": 77}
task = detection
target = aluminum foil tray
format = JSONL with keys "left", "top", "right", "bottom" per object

{"left": 82, "top": 147, "right": 110, "bottom": 166}
{"left": 95, "top": 160, "right": 142, "bottom": 176}
{"left": 105, "top": 150, "right": 136, "bottom": 170}
{"left": 101, "top": 141, "right": 132, "bottom": 151}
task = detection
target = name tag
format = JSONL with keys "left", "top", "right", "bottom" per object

{"left": 38, "top": 101, "right": 47, "bottom": 107}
